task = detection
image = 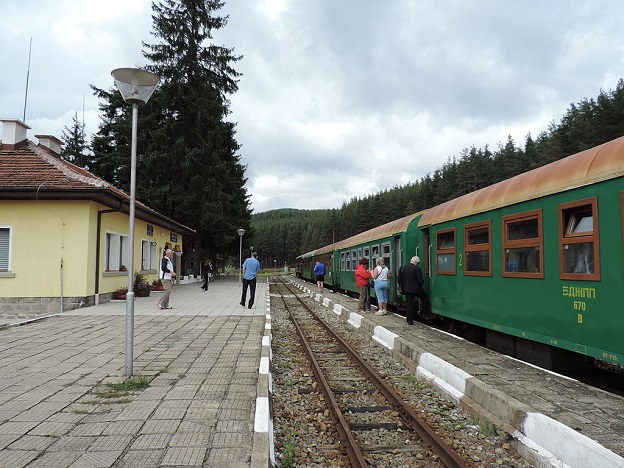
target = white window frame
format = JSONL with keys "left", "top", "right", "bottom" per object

{"left": 141, "top": 239, "right": 158, "bottom": 271}
{"left": 105, "top": 231, "right": 129, "bottom": 272}
{"left": 0, "top": 226, "right": 14, "bottom": 277}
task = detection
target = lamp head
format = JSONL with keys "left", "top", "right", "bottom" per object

{"left": 237, "top": 228, "right": 245, "bottom": 236}
{"left": 111, "top": 68, "right": 160, "bottom": 105}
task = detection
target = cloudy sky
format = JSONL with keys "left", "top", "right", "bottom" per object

{"left": 2, "top": 1, "right": 623, "bottom": 213}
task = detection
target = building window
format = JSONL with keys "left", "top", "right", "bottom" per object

{"left": 502, "top": 209, "right": 543, "bottom": 278}
{"left": 141, "top": 240, "right": 157, "bottom": 271}
{"left": 106, "top": 231, "right": 129, "bottom": 272}
{"left": 465, "top": 221, "right": 492, "bottom": 276}
{"left": 559, "top": 197, "right": 600, "bottom": 281}
{"left": 436, "top": 228, "right": 456, "bottom": 275}
{"left": 0, "top": 227, "right": 12, "bottom": 272}
{"left": 120, "top": 235, "right": 129, "bottom": 270}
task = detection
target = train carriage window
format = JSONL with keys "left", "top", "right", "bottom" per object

{"left": 340, "top": 252, "right": 346, "bottom": 272}
{"left": 345, "top": 251, "right": 352, "bottom": 271}
{"left": 381, "top": 242, "right": 391, "bottom": 270}
{"left": 559, "top": 197, "right": 600, "bottom": 281}
{"left": 502, "top": 209, "right": 543, "bottom": 279}
{"left": 464, "top": 221, "right": 492, "bottom": 276}
{"left": 351, "top": 249, "right": 357, "bottom": 270}
{"left": 436, "top": 228, "right": 456, "bottom": 275}
{"left": 371, "top": 245, "right": 379, "bottom": 259}
{"left": 357, "top": 248, "right": 362, "bottom": 263}
{"left": 363, "top": 246, "right": 370, "bottom": 266}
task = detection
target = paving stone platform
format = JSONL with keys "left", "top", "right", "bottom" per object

{"left": 0, "top": 278, "right": 271, "bottom": 468}
{"left": 288, "top": 277, "right": 624, "bottom": 468}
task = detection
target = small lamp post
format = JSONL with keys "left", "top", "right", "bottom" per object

{"left": 111, "top": 67, "right": 160, "bottom": 377}
{"left": 237, "top": 229, "right": 245, "bottom": 286}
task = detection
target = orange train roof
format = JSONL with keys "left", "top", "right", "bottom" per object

{"left": 419, "top": 136, "right": 624, "bottom": 227}
{"left": 316, "top": 211, "right": 425, "bottom": 254}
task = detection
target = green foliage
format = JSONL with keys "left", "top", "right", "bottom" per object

{"left": 470, "top": 416, "right": 498, "bottom": 437}
{"left": 133, "top": 272, "right": 152, "bottom": 293}
{"left": 281, "top": 437, "right": 295, "bottom": 467}
{"left": 108, "top": 376, "right": 151, "bottom": 392}
{"left": 61, "top": 112, "right": 92, "bottom": 170}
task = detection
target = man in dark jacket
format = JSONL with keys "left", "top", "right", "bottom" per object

{"left": 397, "top": 256, "right": 431, "bottom": 325}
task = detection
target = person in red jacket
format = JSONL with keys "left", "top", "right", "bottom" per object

{"left": 354, "top": 258, "right": 371, "bottom": 313}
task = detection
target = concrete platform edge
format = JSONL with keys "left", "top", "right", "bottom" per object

{"left": 289, "top": 279, "right": 624, "bottom": 468}
{"left": 252, "top": 279, "right": 275, "bottom": 467}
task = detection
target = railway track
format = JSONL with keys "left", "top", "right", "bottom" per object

{"left": 274, "top": 276, "right": 469, "bottom": 467}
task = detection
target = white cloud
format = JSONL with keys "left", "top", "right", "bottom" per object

{"left": 3, "top": 0, "right": 624, "bottom": 215}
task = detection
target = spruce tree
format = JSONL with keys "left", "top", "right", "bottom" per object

{"left": 90, "top": 0, "right": 251, "bottom": 260}
{"left": 61, "top": 112, "right": 91, "bottom": 169}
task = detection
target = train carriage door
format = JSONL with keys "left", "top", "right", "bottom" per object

{"left": 422, "top": 229, "right": 432, "bottom": 297}
{"left": 393, "top": 235, "right": 402, "bottom": 302}
{"left": 381, "top": 241, "right": 393, "bottom": 300}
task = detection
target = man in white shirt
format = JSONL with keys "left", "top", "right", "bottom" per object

{"left": 157, "top": 249, "right": 177, "bottom": 310}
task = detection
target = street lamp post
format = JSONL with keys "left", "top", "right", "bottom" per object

{"left": 111, "top": 67, "right": 160, "bottom": 377}
{"left": 237, "top": 229, "right": 245, "bottom": 286}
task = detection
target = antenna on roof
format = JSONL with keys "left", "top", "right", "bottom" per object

{"left": 23, "top": 37, "right": 33, "bottom": 123}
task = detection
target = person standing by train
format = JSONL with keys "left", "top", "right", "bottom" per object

{"left": 354, "top": 258, "right": 371, "bottom": 313}
{"left": 372, "top": 257, "right": 390, "bottom": 315}
{"left": 313, "top": 261, "right": 326, "bottom": 293}
{"left": 397, "top": 256, "right": 431, "bottom": 325}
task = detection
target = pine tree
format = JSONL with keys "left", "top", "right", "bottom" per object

{"left": 90, "top": 0, "right": 251, "bottom": 260}
{"left": 140, "top": 0, "right": 249, "bottom": 258}
{"left": 61, "top": 112, "right": 91, "bottom": 169}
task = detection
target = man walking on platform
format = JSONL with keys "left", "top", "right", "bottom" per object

{"left": 157, "top": 249, "right": 176, "bottom": 310}
{"left": 397, "top": 256, "right": 431, "bottom": 324}
{"left": 240, "top": 252, "right": 261, "bottom": 308}
{"left": 313, "top": 260, "right": 326, "bottom": 293}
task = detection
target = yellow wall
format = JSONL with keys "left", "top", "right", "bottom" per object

{"left": 0, "top": 200, "right": 184, "bottom": 298}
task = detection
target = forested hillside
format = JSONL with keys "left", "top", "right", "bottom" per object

{"left": 251, "top": 79, "right": 624, "bottom": 267}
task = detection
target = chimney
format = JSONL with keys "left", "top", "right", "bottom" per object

{"left": 35, "top": 134, "right": 63, "bottom": 156}
{"left": 0, "top": 118, "right": 31, "bottom": 150}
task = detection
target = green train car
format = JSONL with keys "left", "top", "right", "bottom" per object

{"left": 419, "top": 136, "right": 624, "bottom": 368}
{"left": 296, "top": 136, "right": 624, "bottom": 368}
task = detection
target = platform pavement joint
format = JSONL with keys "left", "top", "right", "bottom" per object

{"left": 286, "top": 278, "right": 624, "bottom": 468}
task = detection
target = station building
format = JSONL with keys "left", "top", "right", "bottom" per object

{"left": 0, "top": 118, "right": 195, "bottom": 314}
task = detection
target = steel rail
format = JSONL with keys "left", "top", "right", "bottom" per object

{"left": 276, "top": 280, "right": 369, "bottom": 467}
{"left": 278, "top": 276, "right": 469, "bottom": 468}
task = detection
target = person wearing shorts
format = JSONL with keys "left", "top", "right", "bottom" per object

{"left": 313, "top": 261, "right": 326, "bottom": 293}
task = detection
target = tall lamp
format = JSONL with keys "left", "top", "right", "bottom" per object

{"left": 111, "top": 67, "right": 160, "bottom": 377}
{"left": 237, "top": 229, "right": 245, "bottom": 286}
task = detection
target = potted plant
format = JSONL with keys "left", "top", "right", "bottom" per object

{"left": 119, "top": 265, "right": 127, "bottom": 272}
{"left": 152, "top": 279, "right": 164, "bottom": 291}
{"left": 133, "top": 272, "right": 153, "bottom": 297}
{"left": 112, "top": 286, "right": 128, "bottom": 300}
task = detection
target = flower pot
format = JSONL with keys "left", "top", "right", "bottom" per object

{"left": 135, "top": 289, "right": 151, "bottom": 297}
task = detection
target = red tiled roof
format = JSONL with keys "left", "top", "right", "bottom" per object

{"left": 0, "top": 141, "right": 195, "bottom": 235}
{"left": 0, "top": 142, "right": 105, "bottom": 189}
